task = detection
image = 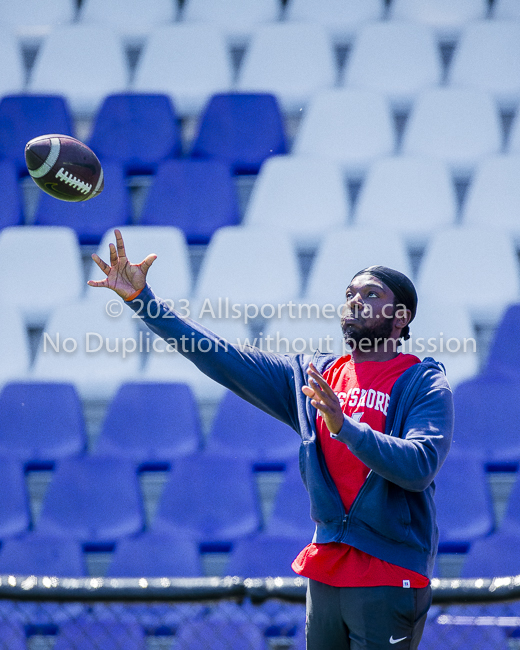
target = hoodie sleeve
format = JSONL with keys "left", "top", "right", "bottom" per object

{"left": 126, "top": 285, "right": 301, "bottom": 430}
{"left": 331, "top": 371, "right": 454, "bottom": 492}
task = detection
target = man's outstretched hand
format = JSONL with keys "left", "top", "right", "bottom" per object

{"left": 87, "top": 229, "right": 157, "bottom": 300}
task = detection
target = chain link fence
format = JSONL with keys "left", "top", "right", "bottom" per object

{"left": 0, "top": 575, "right": 518, "bottom": 649}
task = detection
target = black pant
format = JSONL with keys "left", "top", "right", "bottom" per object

{"left": 306, "top": 579, "right": 432, "bottom": 650}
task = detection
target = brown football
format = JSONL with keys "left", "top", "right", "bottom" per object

{"left": 25, "top": 134, "right": 104, "bottom": 202}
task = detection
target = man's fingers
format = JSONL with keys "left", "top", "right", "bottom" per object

{"left": 91, "top": 253, "right": 111, "bottom": 276}
{"left": 109, "top": 243, "right": 118, "bottom": 266}
{"left": 140, "top": 254, "right": 157, "bottom": 275}
{"left": 114, "top": 229, "right": 127, "bottom": 260}
{"left": 87, "top": 279, "right": 108, "bottom": 288}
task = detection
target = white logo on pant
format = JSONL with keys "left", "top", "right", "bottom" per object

{"left": 389, "top": 636, "right": 407, "bottom": 645}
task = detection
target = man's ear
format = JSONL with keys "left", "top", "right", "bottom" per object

{"left": 394, "top": 305, "right": 412, "bottom": 329}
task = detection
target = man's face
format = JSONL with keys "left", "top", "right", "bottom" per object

{"left": 340, "top": 274, "right": 397, "bottom": 349}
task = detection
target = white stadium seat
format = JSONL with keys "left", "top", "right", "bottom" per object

{"left": 293, "top": 89, "right": 395, "bottom": 177}
{"left": 354, "top": 156, "right": 457, "bottom": 246}
{"left": 390, "top": 0, "right": 488, "bottom": 41}
{"left": 401, "top": 88, "right": 502, "bottom": 177}
{"left": 416, "top": 226, "right": 520, "bottom": 327}
{"left": 305, "top": 228, "right": 413, "bottom": 309}
{"left": 0, "top": 304, "right": 31, "bottom": 388}
{"left": 243, "top": 155, "right": 349, "bottom": 249}
{"left": 462, "top": 155, "right": 520, "bottom": 244}
{"left": 284, "top": 0, "right": 384, "bottom": 45}
{"left": 0, "top": 227, "right": 84, "bottom": 328}
{"left": 28, "top": 25, "right": 128, "bottom": 117}
{"left": 194, "top": 226, "right": 301, "bottom": 305}
{"left": 0, "top": 29, "right": 26, "bottom": 96}
{"left": 342, "top": 21, "right": 442, "bottom": 111}
{"left": 448, "top": 21, "right": 520, "bottom": 112}
{"left": 236, "top": 23, "right": 336, "bottom": 114}
{"left": 87, "top": 226, "right": 192, "bottom": 305}
{"left": 181, "top": 0, "right": 281, "bottom": 47}
{"left": 493, "top": 0, "right": 520, "bottom": 20}
{"left": 33, "top": 301, "right": 140, "bottom": 401}
{"left": 78, "top": 0, "right": 175, "bottom": 46}
{"left": 0, "top": 0, "right": 75, "bottom": 43}
{"left": 132, "top": 24, "right": 233, "bottom": 117}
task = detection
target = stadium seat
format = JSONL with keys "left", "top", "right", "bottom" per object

{"left": 435, "top": 451, "right": 494, "bottom": 546}
{"left": 0, "top": 382, "right": 86, "bottom": 464}
{"left": 87, "top": 94, "right": 181, "bottom": 175}
{"left": 28, "top": 25, "right": 128, "bottom": 117}
{"left": 451, "top": 374, "right": 520, "bottom": 461}
{"left": 106, "top": 532, "right": 203, "bottom": 577}
{"left": 78, "top": 0, "right": 175, "bottom": 45}
{"left": 242, "top": 155, "right": 348, "bottom": 248}
{"left": 33, "top": 161, "right": 132, "bottom": 245}
{"left": 507, "top": 110, "right": 520, "bottom": 153}
{"left": 483, "top": 304, "right": 520, "bottom": 380}
{"left": 190, "top": 93, "right": 287, "bottom": 175}
{"left": 293, "top": 89, "right": 395, "bottom": 177}
{"left": 132, "top": 24, "right": 233, "bottom": 117}
{"left": 266, "top": 459, "right": 315, "bottom": 540}
{"left": 236, "top": 23, "right": 336, "bottom": 114}
{"left": 206, "top": 390, "right": 299, "bottom": 462}
{"left": 0, "top": 305, "right": 31, "bottom": 389}
{"left": 0, "top": 31, "right": 26, "bottom": 101}
{"left": 494, "top": 478, "right": 520, "bottom": 536}
{"left": 0, "top": 533, "right": 86, "bottom": 576}
{"left": 389, "top": 0, "right": 488, "bottom": 41}
{"left": 194, "top": 226, "right": 300, "bottom": 305}
{"left": 448, "top": 21, "right": 520, "bottom": 112}
{"left": 342, "top": 22, "right": 442, "bottom": 111}
{"left": 0, "top": 457, "right": 30, "bottom": 537}
{"left": 420, "top": 620, "right": 508, "bottom": 650}
{"left": 139, "top": 159, "right": 240, "bottom": 244}
{"left": 32, "top": 301, "right": 141, "bottom": 401}
{"left": 305, "top": 228, "right": 413, "bottom": 309}
{"left": 88, "top": 226, "right": 192, "bottom": 305}
{"left": 0, "top": 0, "right": 75, "bottom": 43}
{"left": 0, "top": 160, "right": 23, "bottom": 229}
{"left": 494, "top": 0, "right": 520, "bottom": 19}
{"left": 37, "top": 456, "right": 144, "bottom": 541}
{"left": 0, "top": 226, "right": 84, "bottom": 328}
{"left": 284, "top": 0, "right": 384, "bottom": 45}
{"left": 181, "top": 0, "right": 281, "bottom": 47}
{"left": 354, "top": 157, "right": 457, "bottom": 245}
{"left": 461, "top": 529, "right": 520, "bottom": 578}
{"left": 226, "top": 534, "right": 304, "bottom": 577}
{"left": 94, "top": 383, "right": 202, "bottom": 463}
{"left": 152, "top": 454, "right": 261, "bottom": 541}
{"left": 54, "top": 619, "right": 146, "bottom": 650}
{"left": 175, "top": 620, "right": 265, "bottom": 650}
{"left": 404, "top": 299, "right": 478, "bottom": 389}
{"left": 401, "top": 88, "right": 502, "bottom": 177}
{"left": 0, "top": 621, "right": 26, "bottom": 650}
{"left": 416, "top": 226, "right": 520, "bottom": 327}
{"left": 0, "top": 94, "right": 74, "bottom": 177}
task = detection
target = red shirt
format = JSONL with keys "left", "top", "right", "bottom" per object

{"left": 292, "top": 353, "right": 430, "bottom": 588}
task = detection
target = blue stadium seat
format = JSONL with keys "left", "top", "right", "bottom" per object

{"left": 435, "top": 451, "right": 494, "bottom": 546}
{"left": 0, "top": 160, "right": 23, "bottom": 229}
{"left": 265, "top": 460, "right": 315, "bottom": 540}
{"left": 106, "top": 532, "right": 203, "bottom": 577}
{"left": 175, "top": 619, "right": 265, "bottom": 650}
{"left": 420, "top": 620, "right": 508, "bottom": 650}
{"left": 37, "top": 457, "right": 145, "bottom": 542}
{"left": 152, "top": 454, "right": 261, "bottom": 541}
{"left": 190, "top": 93, "right": 287, "bottom": 175}
{"left": 0, "top": 95, "right": 74, "bottom": 176}
{"left": 87, "top": 93, "right": 181, "bottom": 175}
{"left": 483, "top": 304, "right": 520, "bottom": 380}
{"left": 0, "top": 382, "right": 87, "bottom": 465}
{"left": 54, "top": 619, "right": 146, "bottom": 650}
{"left": 33, "top": 161, "right": 132, "bottom": 245}
{"left": 0, "top": 458, "right": 30, "bottom": 538}
{"left": 0, "top": 621, "right": 26, "bottom": 650}
{"left": 0, "top": 534, "right": 86, "bottom": 577}
{"left": 452, "top": 375, "right": 520, "bottom": 461}
{"left": 461, "top": 529, "right": 520, "bottom": 578}
{"left": 226, "top": 534, "right": 303, "bottom": 577}
{"left": 206, "top": 390, "right": 299, "bottom": 462}
{"left": 95, "top": 383, "right": 202, "bottom": 464}
{"left": 139, "top": 159, "right": 240, "bottom": 244}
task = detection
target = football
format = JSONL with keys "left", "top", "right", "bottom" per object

{"left": 25, "top": 134, "right": 104, "bottom": 202}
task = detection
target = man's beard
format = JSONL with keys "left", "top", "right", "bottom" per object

{"left": 340, "top": 312, "right": 395, "bottom": 351}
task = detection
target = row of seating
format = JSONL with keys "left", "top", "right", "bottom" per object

{"left": 2, "top": 17, "right": 520, "bottom": 117}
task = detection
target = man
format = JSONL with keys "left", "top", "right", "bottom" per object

{"left": 89, "top": 230, "right": 454, "bottom": 650}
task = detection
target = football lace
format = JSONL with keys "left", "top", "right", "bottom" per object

{"left": 55, "top": 167, "right": 92, "bottom": 195}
